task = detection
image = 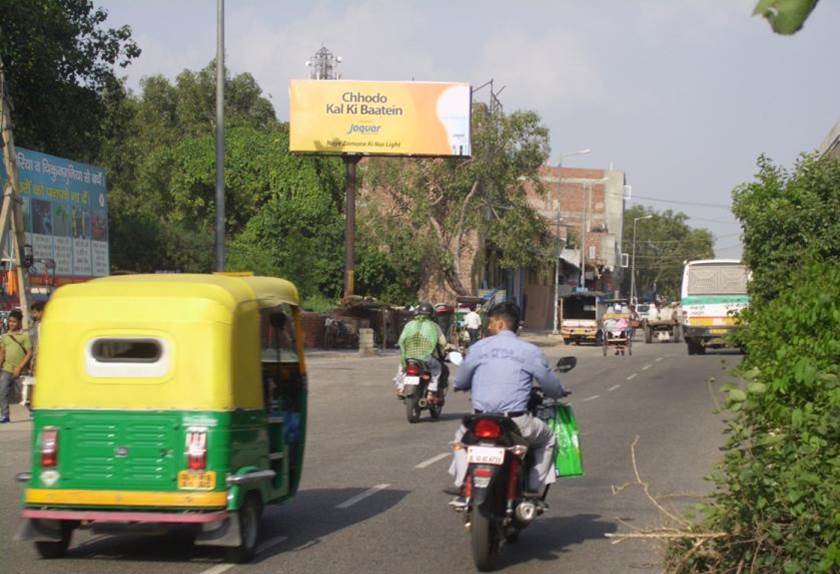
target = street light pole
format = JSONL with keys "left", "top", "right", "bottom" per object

{"left": 552, "top": 148, "right": 590, "bottom": 335}
{"left": 630, "top": 214, "right": 653, "bottom": 303}
{"left": 214, "top": 0, "right": 225, "bottom": 271}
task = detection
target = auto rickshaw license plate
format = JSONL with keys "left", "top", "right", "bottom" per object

{"left": 178, "top": 470, "right": 216, "bottom": 490}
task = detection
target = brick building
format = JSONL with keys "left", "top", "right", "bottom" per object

{"left": 519, "top": 165, "right": 627, "bottom": 329}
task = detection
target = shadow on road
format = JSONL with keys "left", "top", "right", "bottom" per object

{"left": 497, "top": 513, "right": 617, "bottom": 568}
{"left": 57, "top": 486, "right": 409, "bottom": 565}
{"left": 253, "top": 486, "right": 409, "bottom": 562}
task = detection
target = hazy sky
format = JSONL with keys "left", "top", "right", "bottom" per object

{"left": 100, "top": 0, "right": 840, "bottom": 258}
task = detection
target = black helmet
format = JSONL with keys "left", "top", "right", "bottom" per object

{"left": 416, "top": 302, "right": 435, "bottom": 318}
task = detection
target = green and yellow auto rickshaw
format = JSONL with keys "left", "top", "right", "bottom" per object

{"left": 15, "top": 274, "right": 308, "bottom": 563}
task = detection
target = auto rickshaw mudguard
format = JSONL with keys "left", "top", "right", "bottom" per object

{"left": 226, "top": 466, "right": 272, "bottom": 511}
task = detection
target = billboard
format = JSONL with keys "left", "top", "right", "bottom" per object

{"left": 289, "top": 80, "right": 471, "bottom": 157}
{"left": 0, "top": 147, "right": 109, "bottom": 278}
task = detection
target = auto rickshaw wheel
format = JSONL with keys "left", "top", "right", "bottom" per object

{"left": 227, "top": 493, "right": 262, "bottom": 564}
{"left": 34, "top": 521, "right": 74, "bottom": 559}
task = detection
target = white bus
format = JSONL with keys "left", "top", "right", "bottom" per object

{"left": 680, "top": 259, "right": 749, "bottom": 355}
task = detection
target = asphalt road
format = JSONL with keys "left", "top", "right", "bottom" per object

{"left": 0, "top": 339, "right": 741, "bottom": 574}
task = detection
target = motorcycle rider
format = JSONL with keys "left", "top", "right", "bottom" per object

{"left": 448, "top": 301, "right": 567, "bottom": 505}
{"left": 396, "top": 302, "right": 449, "bottom": 396}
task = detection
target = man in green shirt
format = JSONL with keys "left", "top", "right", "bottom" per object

{"left": 396, "top": 303, "right": 448, "bottom": 396}
{"left": 0, "top": 309, "right": 33, "bottom": 423}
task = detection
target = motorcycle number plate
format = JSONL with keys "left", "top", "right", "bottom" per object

{"left": 468, "top": 446, "right": 505, "bottom": 465}
{"left": 404, "top": 376, "right": 420, "bottom": 386}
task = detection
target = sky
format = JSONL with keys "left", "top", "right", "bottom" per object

{"left": 99, "top": 0, "right": 840, "bottom": 258}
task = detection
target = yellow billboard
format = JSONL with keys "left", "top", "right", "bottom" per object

{"left": 289, "top": 80, "right": 471, "bottom": 157}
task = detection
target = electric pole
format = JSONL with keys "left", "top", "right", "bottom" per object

{"left": 214, "top": 0, "right": 225, "bottom": 271}
{"left": 0, "top": 56, "right": 32, "bottom": 326}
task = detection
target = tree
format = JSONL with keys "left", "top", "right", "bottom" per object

{"left": 0, "top": 0, "right": 140, "bottom": 161}
{"left": 622, "top": 205, "right": 715, "bottom": 300}
{"left": 100, "top": 62, "right": 292, "bottom": 272}
{"left": 732, "top": 153, "right": 840, "bottom": 304}
{"left": 361, "top": 104, "right": 553, "bottom": 297}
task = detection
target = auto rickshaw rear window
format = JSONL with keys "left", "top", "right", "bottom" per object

{"left": 91, "top": 339, "right": 162, "bottom": 363}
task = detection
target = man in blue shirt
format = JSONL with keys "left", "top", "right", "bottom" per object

{"left": 448, "top": 302, "right": 567, "bottom": 500}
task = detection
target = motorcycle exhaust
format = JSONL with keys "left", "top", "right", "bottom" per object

{"left": 515, "top": 500, "right": 537, "bottom": 523}
{"left": 417, "top": 398, "right": 428, "bottom": 408}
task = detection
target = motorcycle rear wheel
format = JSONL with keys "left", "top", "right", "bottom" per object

{"left": 405, "top": 394, "right": 421, "bottom": 423}
{"left": 471, "top": 505, "right": 500, "bottom": 572}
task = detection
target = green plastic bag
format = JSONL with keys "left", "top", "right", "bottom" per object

{"left": 547, "top": 404, "right": 583, "bottom": 477}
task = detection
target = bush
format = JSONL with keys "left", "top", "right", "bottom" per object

{"left": 668, "top": 262, "right": 840, "bottom": 573}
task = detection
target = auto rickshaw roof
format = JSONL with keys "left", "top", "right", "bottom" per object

{"left": 56, "top": 273, "right": 300, "bottom": 310}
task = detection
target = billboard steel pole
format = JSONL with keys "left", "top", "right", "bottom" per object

{"left": 343, "top": 155, "right": 360, "bottom": 298}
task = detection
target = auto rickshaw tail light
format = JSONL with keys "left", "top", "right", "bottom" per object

{"left": 41, "top": 428, "right": 59, "bottom": 468}
{"left": 186, "top": 429, "right": 208, "bottom": 470}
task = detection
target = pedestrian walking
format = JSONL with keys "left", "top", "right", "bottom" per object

{"left": 22, "top": 301, "right": 46, "bottom": 408}
{"left": 0, "top": 309, "right": 33, "bottom": 423}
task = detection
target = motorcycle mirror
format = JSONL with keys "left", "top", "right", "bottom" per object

{"left": 447, "top": 351, "right": 464, "bottom": 366}
{"left": 555, "top": 356, "right": 577, "bottom": 373}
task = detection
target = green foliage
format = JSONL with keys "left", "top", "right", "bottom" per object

{"left": 669, "top": 262, "right": 840, "bottom": 573}
{"left": 754, "top": 0, "right": 821, "bottom": 35}
{"left": 0, "top": 0, "right": 140, "bottom": 161}
{"left": 732, "top": 154, "right": 840, "bottom": 305}
{"left": 362, "top": 103, "right": 552, "bottom": 295}
{"left": 622, "top": 205, "right": 715, "bottom": 300}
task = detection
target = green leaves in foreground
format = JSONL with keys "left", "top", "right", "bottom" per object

{"left": 753, "top": 0, "right": 820, "bottom": 35}
{"left": 668, "top": 262, "right": 840, "bottom": 572}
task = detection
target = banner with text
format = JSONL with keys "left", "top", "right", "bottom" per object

{"left": 289, "top": 80, "right": 471, "bottom": 157}
{"left": 0, "top": 147, "right": 109, "bottom": 277}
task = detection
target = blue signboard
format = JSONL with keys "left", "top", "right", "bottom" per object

{"left": 0, "top": 147, "right": 109, "bottom": 277}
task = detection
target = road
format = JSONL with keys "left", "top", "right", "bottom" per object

{"left": 0, "top": 339, "right": 740, "bottom": 574}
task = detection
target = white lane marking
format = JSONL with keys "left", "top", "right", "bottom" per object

{"left": 415, "top": 452, "right": 451, "bottom": 469}
{"left": 256, "top": 535, "right": 289, "bottom": 555}
{"left": 199, "top": 564, "right": 235, "bottom": 574}
{"left": 336, "top": 484, "right": 391, "bottom": 509}
{"left": 582, "top": 395, "right": 600, "bottom": 402}
{"left": 655, "top": 357, "right": 663, "bottom": 363}
{"left": 626, "top": 373, "right": 638, "bottom": 381}
{"left": 642, "top": 364, "right": 652, "bottom": 371}
{"left": 608, "top": 384, "right": 621, "bottom": 392}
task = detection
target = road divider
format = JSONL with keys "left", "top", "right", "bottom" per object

{"left": 336, "top": 484, "right": 391, "bottom": 509}
{"left": 415, "top": 452, "right": 451, "bottom": 469}
{"left": 199, "top": 564, "right": 235, "bottom": 574}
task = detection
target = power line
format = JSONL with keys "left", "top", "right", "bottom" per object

{"left": 628, "top": 194, "right": 731, "bottom": 209}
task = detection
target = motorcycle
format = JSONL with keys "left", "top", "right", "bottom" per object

{"left": 401, "top": 351, "right": 463, "bottom": 423}
{"left": 452, "top": 356, "right": 577, "bottom": 571}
